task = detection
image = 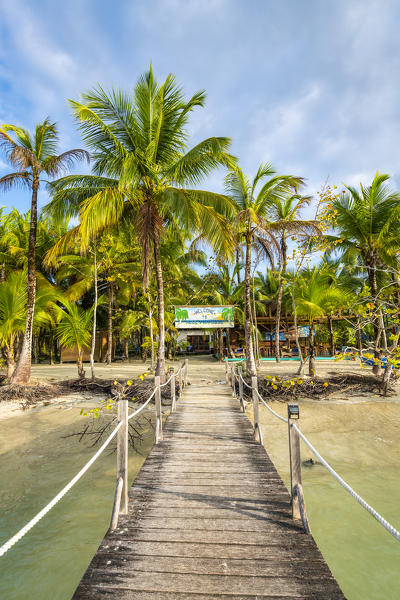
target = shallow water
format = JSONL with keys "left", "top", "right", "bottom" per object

{"left": 1, "top": 394, "right": 400, "bottom": 600}
{"left": 0, "top": 398, "right": 155, "bottom": 600}
{"left": 257, "top": 399, "right": 400, "bottom": 600}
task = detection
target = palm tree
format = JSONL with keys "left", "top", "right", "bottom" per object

{"left": 266, "top": 194, "right": 318, "bottom": 362}
{"left": 47, "top": 66, "right": 234, "bottom": 381}
{"left": 55, "top": 301, "right": 93, "bottom": 379}
{"left": 329, "top": 172, "right": 400, "bottom": 373}
{"left": 225, "top": 163, "right": 303, "bottom": 376}
{"left": 0, "top": 119, "right": 88, "bottom": 383}
{"left": 295, "top": 267, "right": 345, "bottom": 376}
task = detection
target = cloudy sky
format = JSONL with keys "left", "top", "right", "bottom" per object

{"left": 1, "top": 0, "right": 399, "bottom": 214}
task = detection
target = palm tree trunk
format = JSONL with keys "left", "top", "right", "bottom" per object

{"left": 226, "top": 328, "right": 232, "bottom": 356}
{"left": 124, "top": 338, "right": 129, "bottom": 360}
{"left": 154, "top": 233, "right": 166, "bottom": 382}
{"left": 236, "top": 247, "right": 241, "bottom": 284}
{"left": 308, "top": 319, "right": 316, "bottom": 376}
{"left": 244, "top": 234, "right": 257, "bottom": 377}
{"left": 77, "top": 349, "right": 85, "bottom": 379}
{"left": 90, "top": 245, "right": 98, "bottom": 380}
{"left": 10, "top": 179, "right": 38, "bottom": 384}
{"left": 291, "top": 286, "right": 305, "bottom": 376}
{"left": 147, "top": 291, "right": 155, "bottom": 372}
{"left": 0, "top": 263, "right": 5, "bottom": 283}
{"left": 328, "top": 315, "right": 335, "bottom": 356}
{"left": 106, "top": 280, "right": 113, "bottom": 366}
{"left": 275, "top": 279, "right": 283, "bottom": 363}
{"left": 356, "top": 316, "right": 362, "bottom": 353}
{"left": 5, "top": 346, "right": 15, "bottom": 380}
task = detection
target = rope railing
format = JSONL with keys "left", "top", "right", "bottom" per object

{"left": 0, "top": 419, "right": 123, "bottom": 558}
{"left": 234, "top": 372, "right": 400, "bottom": 543}
{"left": 293, "top": 423, "right": 400, "bottom": 542}
{"left": 0, "top": 361, "right": 188, "bottom": 558}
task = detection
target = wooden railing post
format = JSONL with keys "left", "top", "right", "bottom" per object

{"left": 288, "top": 404, "right": 302, "bottom": 520}
{"left": 179, "top": 366, "right": 183, "bottom": 397}
{"left": 155, "top": 375, "right": 163, "bottom": 443}
{"left": 230, "top": 365, "right": 235, "bottom": 397}
{"left": 170, "top": 366, "right": 176, "bottom": 412}
{"left": 184, "top": 358, "right": 188, "bottom": 386}
{"left": 117, "top": 397, "right": 128, "bottom": 514}
{"left": 225, "top": 357, "right": 229, "bottom": 384}
{"left": 238, "top": 365, "right": 244, "bottom": 411}
{"left": 251, "top": 376, "right": 263, "bottom": 444}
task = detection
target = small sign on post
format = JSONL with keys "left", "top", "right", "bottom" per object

{"left": 251, "top": 376, "right": 263, "bottom": 444}
{"left": 288, "top": 404, "right": 302, "bottom": 520}
{"left": 117, "top": 398, "right": 128, "bottom": 514}
{"left": 155, "top": 375, "right": 163, "bottom": 443}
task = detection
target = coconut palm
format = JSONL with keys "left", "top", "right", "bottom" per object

{"left": 47, "top": 66, "right": 234, "bottom": 381}
{"left": 0, "top": 119, "right": 88, "bottom": 383}
{"left": 265, "top": 193, "right": 318, "bottom": 362}
{"left": 225, "top": 163, "right": 304, "bottom": 376}
{"left": 328, "top": 172, "right": 400, "bottom": 372}
{"left": 55, "top": 301, "right": 93, "bottom": 379}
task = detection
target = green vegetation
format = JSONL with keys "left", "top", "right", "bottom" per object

{"left": 1, "top": 67, "right": 400, "bottom": 388}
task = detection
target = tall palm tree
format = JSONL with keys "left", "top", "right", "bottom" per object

{"left": 225, "top": 163, "right": 303, "bottom": 376}
{"left": 0, "top": 119, "right": 88, "bottom": 383}
{"left": 266, "top": 193, "right": 318, "bottom": 362}
{"left": 47, "top": 66, "right": 234, "bottom": 381}
{"left": 328, "top": 172, "right": 400, "bottom": 374}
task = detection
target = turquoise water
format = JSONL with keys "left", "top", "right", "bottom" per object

{"left": 0, "top": 400, "right": 154, "bottom": 600}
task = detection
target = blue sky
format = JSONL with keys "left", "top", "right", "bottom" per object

{"left": 1, "top": 0, "right": 400, "bottom": 215}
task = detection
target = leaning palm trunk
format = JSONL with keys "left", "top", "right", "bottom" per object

{"left": 154, "top": 234, "right": 166, "bottom": 382}
{"left": 368, "top": 265, "right": 382, "bottom": 376}
{"left": 10, "top": 182, "right": 38, "bottom": 383}
{"left": 244, "top": 235, "right": 257, "bottom": 377}
{"left": 90, "top": 246, "right": 98, "bottom": 380}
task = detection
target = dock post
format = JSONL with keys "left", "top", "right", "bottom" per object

{"left": 251, "top": 376, "right": 263, "bottom": 444}
{"left": 170, "top": 367, "right": 176, "bottom": 412}
{"left": 225, "top": 357, "right": 229, "bottom": 383}
{"left": 230, "top": 365, "right": 235, "bottom": 397}
{"left": 179, "top": 367, "right": 183, "bottom": 398}
{"left": 184, "top": 358, "right": 188, "bottom": 387}
{"left": 238, "top": 365, "right": 244, "bottom": 411}
{"left": 288, "top": 404, "right": 302, "bottom": 520}
{"left": 117, "top": 396, "right": 128, "bottom": 514}
{"left": 155, "top": 375, "right": 163, "bottom": 443}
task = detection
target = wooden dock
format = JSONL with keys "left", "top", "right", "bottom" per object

{"left": 73, "top": 369, "right": 345, "bottom": 599}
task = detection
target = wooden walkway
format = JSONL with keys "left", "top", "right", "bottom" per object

{"left": 73, "top": 370, "right": 345, "bottom": 599}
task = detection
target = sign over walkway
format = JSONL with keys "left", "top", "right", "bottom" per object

{"left": 175, "top": 305, "right": 234, "bottom": 328}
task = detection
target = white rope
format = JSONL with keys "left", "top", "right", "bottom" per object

{"left": 0, "top": 420, "right": 123, "bottom": 558}
{"left": 159, "top": 373, "right": 174, "bottom": 388}
{"left": 256, "top": 390, "right": 288, "bottom": 423}
{"left": 292, "top": 423, "right": 400, "bottom": 542}
{"left": 127, "top": 390, "right": 156, "bottom": 420}
{"left": 239, "top": 373, "right": 252, "bottom": 390}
